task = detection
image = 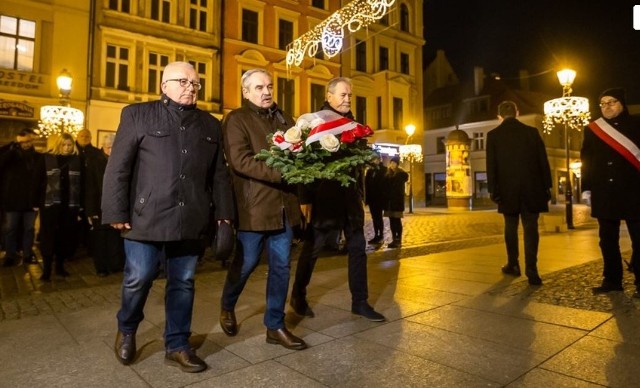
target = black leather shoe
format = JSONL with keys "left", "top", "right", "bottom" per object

{"left": 527, "top": 276, "right": 543, "bottom": 286}
{"left": 290, "top": 297, "right": 315, "bottom": 317}
{"left": 387, "top": 240, "right": 401, "bottom": 248}
{"left": 114, "top": 331, "right": 136, "bottom": 365}
{"left": 368, "top": 236, "right": 382, "bottom": 244}
{"left": 219, "top": 309, "right": 238, "bottom": 336}
{"left": 501, "top": 263, "right": 521, "bottom": 276}
{"left": 352, "top": 303, "right": 386, "bottom": 322}
{"left": 266, "top": 328, "right": 307, "bottom": 350}
{"left": 592, "top": 284, "right": 624, "bottom": 294}
{"left": 164, "top": 349, "right": 207, "bottom": 373}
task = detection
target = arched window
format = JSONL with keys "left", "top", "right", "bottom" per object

{"left": 400, "top": 4, "right": 410, "bottom": 32}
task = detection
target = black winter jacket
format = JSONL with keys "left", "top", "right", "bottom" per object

{"left": 101, "top": 95, "right": 234, "bottom": 241}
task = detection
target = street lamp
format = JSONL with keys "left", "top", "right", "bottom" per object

{"left": 37, "top": 69, "right": 84, "bottom": 138}
{"left": 400, "top": 123, "right": 423, "bottom": 214}
{"left": 543, "top": 69, "right": 590, "bottom": 229}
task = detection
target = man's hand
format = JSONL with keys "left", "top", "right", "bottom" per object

{"left": 300, "top": 204, "right": 312, "bottom": 226}
{"left": 111, "top": 222, "right": 131, "bottom": 230}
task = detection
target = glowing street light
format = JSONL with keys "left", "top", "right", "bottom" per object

{"left": 400, "top": 124, "right": 422, "bottom": 213}
{"left": 37, "top": 69, "right": 84, "bottom": 138}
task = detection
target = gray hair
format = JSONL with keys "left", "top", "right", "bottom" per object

{"left": 241, "top": 68, "right": 272, "bottom": 90}
{"left": 326, "top": 77, "right": 352, "bottom": 94}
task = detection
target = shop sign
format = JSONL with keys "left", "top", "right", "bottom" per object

{"left": 0, "top": 70, "right": 46, "bottom": 90}
{"left": 0, "top": 100, "right": 35, "bottom": 118}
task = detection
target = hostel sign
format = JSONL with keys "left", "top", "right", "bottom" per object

{"left": 0, "top": 70, "right": 46, "bottom": 90}
{"left": 0, "top": 100, "right": 35, "bottom": 118}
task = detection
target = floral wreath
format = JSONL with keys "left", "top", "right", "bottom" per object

{"left": 254, "top": 110, "right": 376, "bottom": 186}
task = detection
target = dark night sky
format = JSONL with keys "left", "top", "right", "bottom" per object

{"left": 422, "top": 0, "right": 640, "bottom": 103}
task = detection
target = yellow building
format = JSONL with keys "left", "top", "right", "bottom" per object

{"left": 0, "top": 0, "right": 89, "bottom": 147}
{"left": 1, "top": 1, "right": 425, "bottom": 204}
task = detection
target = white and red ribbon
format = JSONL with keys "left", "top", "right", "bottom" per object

{"left": 588, "top": 117, "right": 640, "bottom": 171}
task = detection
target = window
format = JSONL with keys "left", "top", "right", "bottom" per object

{"left": 189, "top": 0, "right": 207, "bottom": 32}
{"left": 434, "top": 173, "right": 446, "bottom": 198}
{"left": 474, "top": 172, "right": 489, "bottom": 199}
{"left": 278, "top": 19, "right": 293, "bottom": 50}
{"left": 380, "top": 13, "right": 389, "bottom": 26}
{"left": 355, "top": 96, "right": 366, "bottom": 124}
{"left": 472, "top": 132, "right": 485, "bottom": 151}
{"left": 310, "top": 83, "right": 325, "bottom": 111}
{"left": 242, "top": 9, "right": 258, "bottom": 43}
{"left": 393, "top": 97, "right": 403, "bottom": 130}
{"left": 148, "top": 52, "right": 169, "bottom": 94}
{"left": 189, "top": 60, "right": 207, "bottom": 100}
{"left": 400, "top": 52, "right": 410, "bottom": 75}
{"left": 0, "top": 15, "right": 35, "bottom": 71}
{"left": 277, "top": 78, "right": 295, "bottom": 116}
{"left": 311, "top": 0, "right": 325, "bottom": 9}
{"left": 151, "top": 0, "right": 171, "bottom": 23}
{"left": 379, "top": 46, "right": 389, "bottom": 71}
{"left": 109, "top": 0, "right": 130, "bottom": 12}
{"left": 355, "top": 40, "right": 366, "bottom": 72}
{"left": 436, "top": 136, "right": 445, "bottom": 154}
{"left": 105, "top": 44, "right": 129, "bottom": 90}
{"left": 464, "top": 97, "right": 490, "bottom": 116}
{"left": 376, "top": 96, "right": 382, "bottom": 129}
{"left": 400, "top": 4, "right": 410, "bottom": 32}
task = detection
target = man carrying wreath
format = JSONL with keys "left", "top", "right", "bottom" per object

{"left": 219, "top": 69, "right": 307, "bottom": 350}
{"left": 290, "top": 77, "right": 386, "bottom": 322}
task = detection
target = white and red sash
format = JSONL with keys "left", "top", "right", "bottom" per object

{"left": 588, "top": 118, "right": 640, "bottom": 171}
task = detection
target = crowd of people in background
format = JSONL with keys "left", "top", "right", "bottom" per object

{"left": 0, "top": 61, "right": 638, "bottom": 374}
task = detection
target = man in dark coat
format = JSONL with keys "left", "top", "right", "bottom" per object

{"left": 0, "top": 129, "right": 42, "bottom": 266}
{"left": 486, "top": 100, "right": 552, "bottom": 285}
{"left": 102, "top": 62, "right": 234, "bottom": 372}
{"left": 290, "top": 77, "right": 385, "bottom": 322}
{"left": 364, "top": 152, "right": 387, "bottom": 244}
{"left": 581, "top": 88, "right": 640, "bottom": 297}
{"left": 218, "top": 68, "right": 306, "bottom": 350}
{"left": 384, "top": 155, "right": 409, "bottom": 248}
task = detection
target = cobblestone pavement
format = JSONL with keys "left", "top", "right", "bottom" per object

{"left": 0, "top": 204, "right": 612, "bottom": 321}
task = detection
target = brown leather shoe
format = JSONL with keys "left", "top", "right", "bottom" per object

{"left": 164, "top": 349, "right": 207, "bottom": 373}
{"left": 219, "top": 309, "right": 238, "bottom": 336}
{"left": 114, "top": 331, "right": 136, "bottom": 365}
{"left": 266, "top": 328, "right": 307, "bottom": 350}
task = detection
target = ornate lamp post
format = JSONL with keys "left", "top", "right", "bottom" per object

{"left": 400, "top": 124, "right": 422, "bottom": 214}
{"left": 543, "top": 69, "right": 590, "bottom": 229}
{"left": 37, "top": 69, "right": 84, "bottom": 138}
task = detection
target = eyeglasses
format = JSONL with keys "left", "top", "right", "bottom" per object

{"left": 599, "top": 99, "right": 619, "bottom": 108}
{"left": 165, "top": 78, "right": 202, "bottom": 90}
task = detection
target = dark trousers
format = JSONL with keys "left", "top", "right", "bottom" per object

{"left": 292, "top": 223, "right": 369, "bottom": 305}
{"left": 368, "top": 203, "right": 384, "bottom": 238}
{"left": 503, "top": 210, "right": 540, "bottom": 271}
{"left": 389, "top": 217, "right": 402, "bottom": 241}
{"left": 597, "top": 218, "right": 640, "bottom": 287}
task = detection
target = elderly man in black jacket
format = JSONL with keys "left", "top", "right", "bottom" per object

{"left": 487, "top": 100, "right": 552, "bottom": 286}
{"left": 581, "top": 88, "right": 640, "bottom": 297}
{"left": 290, "top": 77, "right": 385, "bottom": 322}
{"left": 102, "top": 61, "right": 234, "bottom": 373}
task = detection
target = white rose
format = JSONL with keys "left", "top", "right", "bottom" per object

{"left": 319, "top": 134, "right": 340, "bottom": 152}
{"left": 284, "top": 126, "right": 302, "bottom": 143}
{"left": 310, "top": 118, "right": 325, "bottom": 128}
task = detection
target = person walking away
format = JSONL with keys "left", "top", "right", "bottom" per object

{"left": 384, "top": 156, "right": 409, "bottom": 248}
{"left": 0, "top": 129, "right": 42, "bottom": 267}
{"left": 291, "top": 77, "right": 386, "bottom": 322}
{"left": 486, "top": 100, "right": 552, "bottom": 286}
{"left": 581, "top": 88, "right": 640, "bottom": 297}
{"left": 364, "top": 152, "right": 387, "bottom": 244}
{"left": 218, "top": 69, "right": 306, "bottom": 350}
{"left": 102, "top": 61, "right": 234, "bottom": 372}
{"left": 38, "top": 133, "right": 82, "bottom": 280}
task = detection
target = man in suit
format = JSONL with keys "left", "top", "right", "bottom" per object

{"left": 581, "top": 88, "right": 640, "bottom": 297}
{"left": 486, "top": 100, "right": 552, "bottom": 285}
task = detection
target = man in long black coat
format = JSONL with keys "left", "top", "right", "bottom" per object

{"left": 486, "top": 100, "right": 552, "bottom": 285}
{"left": 581, "top": 88, "right": 640, "bottom": 297}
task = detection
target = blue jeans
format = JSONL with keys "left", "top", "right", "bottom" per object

{"left": 117, "top": 239, "right": 199, "bottom": 352}
{"left": 1, "top": 211, "right": 36, "bottom": 259}
{"left": 221, "top": 223, "right": 293, "bottom": 330}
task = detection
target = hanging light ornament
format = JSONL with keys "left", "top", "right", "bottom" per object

{"left": 286, "top": 0, "right": 396, "bottom": 67}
